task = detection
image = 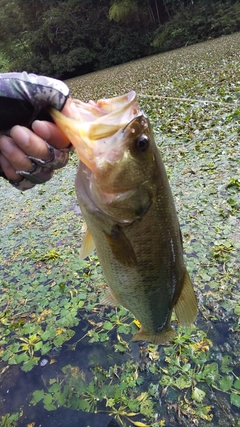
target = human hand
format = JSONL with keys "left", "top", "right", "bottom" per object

{"left": 0, "top": 72, "right": 75, "bottom": 190}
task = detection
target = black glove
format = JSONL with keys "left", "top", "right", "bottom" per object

{"left": 0, "top": 72, "right": 71, "bottom": 190}
{"left": 0, "top": 71, "right": 70, "bottom": 132}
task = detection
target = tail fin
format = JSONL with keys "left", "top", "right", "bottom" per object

{"left": 131, "top": 327, "right": 176, "bottom": 345}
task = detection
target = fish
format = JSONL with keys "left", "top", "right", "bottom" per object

{"left": 50, "top": 91, "right": 197, "bottom": 345}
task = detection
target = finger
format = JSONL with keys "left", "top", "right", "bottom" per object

{"left": 32, "top": 120, "right": 70, "bottom": 149}
{"left": 10, "top": 126, "right": 52, "bottom": 160}
{"left": 32, "top": 98, "right": 80, "bottom": 149}
{"left": 0, "top": 136, "right": 33, "bottom": 178}
{"left": 0, "top": 153, "right": 21, "bottom": 181}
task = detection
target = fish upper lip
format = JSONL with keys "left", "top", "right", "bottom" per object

{"left": 73, "top": 90, "right": 138, "bottom": 124}
{"left": 122, "top": 114, "right": 147, "bottom": 133}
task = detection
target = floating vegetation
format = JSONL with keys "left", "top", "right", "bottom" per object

{"left": 0, "top": 33, "right": 240, "bottom": 426}
{"left": 29, "top": 327, "right": 240, "bottom": 426}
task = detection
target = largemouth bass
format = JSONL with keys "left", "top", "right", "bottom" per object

{"left": 51, "top": 91, "right": 197, "bottom": 344}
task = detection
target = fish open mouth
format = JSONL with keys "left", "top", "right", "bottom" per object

{"left": 50, "top": 91, "right": 141, "bottom": 172}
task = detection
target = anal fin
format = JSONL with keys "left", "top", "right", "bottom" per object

{"left": 174, "top": 269, "right": 198, "bottom": 325}
{"left": 100, "top": 289, "right": 119, "bottom": 307}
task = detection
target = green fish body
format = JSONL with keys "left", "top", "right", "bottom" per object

{"left": 51, "top": 93, "right": 197, "bottom": 344}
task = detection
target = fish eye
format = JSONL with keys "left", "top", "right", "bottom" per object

{"left": 135, "top": 135, "right": 149, "bottom": 152}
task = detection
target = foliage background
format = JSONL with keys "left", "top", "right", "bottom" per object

{"left": 0, "top": 0, "right": 240, "bottom": 79}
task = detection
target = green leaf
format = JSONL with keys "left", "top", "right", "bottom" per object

{"left": 118, "top": 324, "right": 131, "bottom": 334}
{"left": 57, "top": 392, "right": 67, "bottom": 406}
{"left": 44, "top": 403, "right": 57, "bottom": 411}
{"left": 234, "top": 305, "right": 240, "bottom": 316}
{"left": 34, "top": 341, "right": 43, "bottom": 351}
{"left": 182, "top": 363, "right": 191, "bottom": 372}
{"left": 234, "top": 379, "right": 240, "bottom": 390}
{"left": 21, "top": 359, "right": 38, "bottom": 372}
{"left": 78, "top": 399, "right": 91, "bottom": 411}
{"left": 41, "top": 343, "right": 52, "bottom": 355}
{"left": 114, "top": 343, "right": 127, "bottom": 353}
{"left": 78, "top": 292, "right": 87, "bottom": 300}
{"left": 49, "top": 383, "right": 61, "bottom": 393}
{"left": 202, "top": 363, "right": 219, "bottom": 383}
{"left": 221, "top": 355, "right": 233, "bottom": 373}
{"left": 191, "top": 387, "right": 206, "bottom": 403}
{"left": 175, "top": 376, "right": 191, "bottom": 390}
{"left": 13, "top": 352, "right": 29, "bottom": 364}
{"left": 53, "top": 330, "right": 75, "bottom": 347}
{"left": 78, "top": 300, "right": 85, "bottom": 308}
{"left": 230, "top": 392, "right": 240, "bottom": 408}
{"left": 43, "top": 394, "right": 53, "bottom": 405}
{"left": 1, "top": 350, "right": 12, "bottom": 362}
{"left": 219, "top": 376, "right": 233, "bottom": 392}
{"left": 32, "top": 389, "right": 45, "bottom": 403}
{"left": 41, "top": 330, "right": 51, "bottom": 341}
{"left": 100, "top": 332, "right": 109, "bottom": 342}
{"left": 103, "top": 321, "right": 113, "bottom": 331}
{"left": 8, "top": 357, "right": 18, "bottom": 365}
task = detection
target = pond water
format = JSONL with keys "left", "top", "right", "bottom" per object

{"left": 0, "top": 33, "right": 240, "bottom": 427}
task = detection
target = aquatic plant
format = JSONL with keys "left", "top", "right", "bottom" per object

{"left": 29, "top": 328, "right": 240, "bottom": 425}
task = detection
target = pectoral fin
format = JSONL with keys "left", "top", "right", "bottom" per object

{"left": 80, "top": 228, "right": 96, "bottom": 259}
{"left": 174, "top": 270, "right": 198, "bottom": 325}
{"left": 104, "top": 225, "right": 137, "bottom": 267}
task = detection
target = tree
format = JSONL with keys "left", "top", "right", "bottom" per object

{"left": 0, "top": 0, "right": 29, "bottom": 66}
{"left": 108, "top": 0, "right": 164, "bottom": 26}
{"left": 0, "top": 0, "right": 239, "bottom": 78}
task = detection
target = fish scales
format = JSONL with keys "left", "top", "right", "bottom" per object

{"left": 51, "top": 92, "right": 198, "bottom": 344}
{"left": 76, "top": 140, "right": 185, "bottom": 336}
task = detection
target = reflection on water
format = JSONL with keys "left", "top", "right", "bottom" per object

{"left": 0, "top": 319, "right": 123, "bottom": 427}
{"left": 1, "top": 310, "right": 240, "bottom": 427}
